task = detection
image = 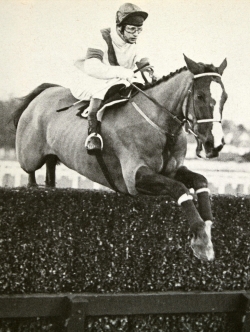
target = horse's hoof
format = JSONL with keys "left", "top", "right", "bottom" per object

{"left": 190, "top": 220, "right": 214, "bottom": 261}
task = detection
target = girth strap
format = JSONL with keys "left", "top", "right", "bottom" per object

{"left": 95, "top": 151, "right": 120, "bottom": 193}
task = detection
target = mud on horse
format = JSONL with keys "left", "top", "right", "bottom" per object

{"left": 12, "top": 55, "right": 228, "bottom": 261}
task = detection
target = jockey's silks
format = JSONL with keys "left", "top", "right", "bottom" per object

{"left": 101, "top": 28, "right": 119, "bottom": 66}
{"left": 69, "top": 27, "right": 147, "bottom": 100}
{"left": 85, "top": 27, "right": 141, "bottom": 69}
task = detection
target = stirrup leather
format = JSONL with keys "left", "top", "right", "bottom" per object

{"left": 85, "top": 133, "right": 104, "bottom": 150}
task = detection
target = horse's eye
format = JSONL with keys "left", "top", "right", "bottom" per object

{"left": 197, "top": 94, "right": 204, "bottom": 101}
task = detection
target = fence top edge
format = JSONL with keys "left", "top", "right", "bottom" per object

{"left": 0, "top": 290, "right": 249, "bottom": 300}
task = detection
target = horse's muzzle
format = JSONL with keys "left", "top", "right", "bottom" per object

{"left": 204, "top": 140, "right": 225, "bottom": 159}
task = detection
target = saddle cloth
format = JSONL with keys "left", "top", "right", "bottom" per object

{"left": 57, "top": 83, "right": 143, "bottom": 121}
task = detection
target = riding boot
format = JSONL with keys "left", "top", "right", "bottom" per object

{"left": 85, "top": 98, "right": 103, "bottom": 153}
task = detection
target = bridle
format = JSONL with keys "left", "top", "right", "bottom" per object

{"left": 129, "top": 71, "right": 223, "bottom": 139}
{"left": 184, "top": 72, "right": 225, "bottom": 158}
{"left": 185, "top": 72, "right": 223, "bottom": 137}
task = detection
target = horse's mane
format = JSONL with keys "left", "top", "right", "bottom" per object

{"left": 142, "top": 62, "right": 220, "bottom": 91}
{"left": 142, "top": 66, "right": 188, "bottom": 90}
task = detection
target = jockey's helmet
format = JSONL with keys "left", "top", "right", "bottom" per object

{"left": 116, "top": 3, "right": 148, "bottom": 27}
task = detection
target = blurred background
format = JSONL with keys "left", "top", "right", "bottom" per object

{"left": 1, "top": 0, "right": 250, "bottom": 194}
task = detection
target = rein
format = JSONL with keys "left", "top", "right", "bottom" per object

{"left": 129, "top": 82, "right": 184, "bottom": 139}
{"left": 96, "top": 71, "right": 223, "bottom": 191}
{"left": 129, "top": 71, "right": 222, "bottom": 140}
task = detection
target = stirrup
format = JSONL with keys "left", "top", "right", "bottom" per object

{"left": 81, "top": 108, "right": 89, "bottom": 118}
{"left": 85, "top": 133, "right": 103, "bottom": 150}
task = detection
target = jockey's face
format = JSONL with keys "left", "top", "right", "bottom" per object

{"left": 119, "top": 25, "right": 143, "bottom": 44}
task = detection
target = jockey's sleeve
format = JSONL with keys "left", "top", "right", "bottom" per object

{"left": 85, "top": 48, "right": 104, "bottom": 61}
{"left": 74, "top": 32, "right": 108, "bottom": 72}
{"left": 84, "top": 58, "right": 131, "bottom": 80}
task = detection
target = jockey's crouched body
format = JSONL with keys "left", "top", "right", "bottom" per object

{"left": 70, "top": 3, "right": 155, "bottom": 153}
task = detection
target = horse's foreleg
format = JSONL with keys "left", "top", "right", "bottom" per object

{"left": 135, "top": 166, "right": 214, "bottom": 261}
{"left": 174, "top": 166, "right": 213, "bottom": 221}
{"left": 45, "top": 155, "right": 57, "bottom": 188}
{"left": 135, "top": 166, "right": 203, "bottom": 224}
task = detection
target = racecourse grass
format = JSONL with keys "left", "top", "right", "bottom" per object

{"left": 0, "top": 187, "right": 250, "bottom": 331}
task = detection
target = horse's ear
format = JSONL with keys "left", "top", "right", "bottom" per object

{"left": 183, "top": 54, "right": 203, "bottom": 75}
{"left": 218, "top": 58, "right": 227, "bottom": 75}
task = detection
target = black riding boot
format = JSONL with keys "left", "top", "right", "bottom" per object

{"left": 85, "top": 98, "right": 103, "bottom": 153}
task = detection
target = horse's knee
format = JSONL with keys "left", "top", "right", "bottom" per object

{"left": 135, "top": 166, "right": 189, "bottom": 198}
{"left": 175, "top": 167, "right": 208, "bottom": 191}
{"left": 193, "top": 174, "right": 208, "bottom": 190}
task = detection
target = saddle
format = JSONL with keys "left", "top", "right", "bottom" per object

{"left": 56, "top": 83, "right": 143, "bottom": 120}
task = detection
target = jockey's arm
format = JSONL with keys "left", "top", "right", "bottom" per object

{"left": 75, "top": 58, "right": 136, "bottom": 81}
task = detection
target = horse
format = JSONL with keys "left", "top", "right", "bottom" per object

{"left": 12, "top": 55, "right": 228, "bottom": 261}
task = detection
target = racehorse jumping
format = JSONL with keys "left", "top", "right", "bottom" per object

{"left": 12, "top": 55, "right": 228, "bottom": 261}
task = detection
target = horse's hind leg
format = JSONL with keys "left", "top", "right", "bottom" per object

{"left": 45, "top": 155, "right": 58, "bottom": 188}
{"left": 27, "top": 171, "right": 38, "bottom": 188}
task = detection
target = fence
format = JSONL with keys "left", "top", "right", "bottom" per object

{"left": 0, "top": 291, "right": 249, "bottom": 331}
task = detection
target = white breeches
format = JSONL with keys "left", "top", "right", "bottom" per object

{"left": 69, "top": 68, "right": 144, "bottom": 101}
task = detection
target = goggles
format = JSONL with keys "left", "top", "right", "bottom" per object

{"left": 125, "top": 26, "right": 143, "bottom": 34}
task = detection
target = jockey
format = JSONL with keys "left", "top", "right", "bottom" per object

{"left": 70, "top": 3, "right": 154, "bottom": 153}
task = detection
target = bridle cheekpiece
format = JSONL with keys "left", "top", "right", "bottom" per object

{"left": 193, "top": 72, "right": 222, "bottom": 124}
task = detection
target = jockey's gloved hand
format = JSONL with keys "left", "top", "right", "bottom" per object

{"left": 140, "top": 65, "right": 154, "bottom": 75}
{"left": 116, "top": 67, "right": 136, "bottom": 81}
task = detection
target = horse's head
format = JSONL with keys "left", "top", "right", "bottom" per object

{"left": 190, "top": 220, "right": 214, "bottom": 261}
{"left": 184, "top": 55, "right": 228, "bottom": 159}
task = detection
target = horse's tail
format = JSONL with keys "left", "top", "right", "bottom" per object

{"left": 12, "top": 83, "right": 61, "bottom": 128}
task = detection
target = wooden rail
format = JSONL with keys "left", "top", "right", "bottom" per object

{"left": 0, "top": 291, "right": 249, "bottom": 331}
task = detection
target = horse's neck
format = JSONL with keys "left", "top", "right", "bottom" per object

{"left": 134, "top": 70, "right": 192, "bottom": 131}
{"left": 153, "top": 71, "right": 192, "bottom": 114}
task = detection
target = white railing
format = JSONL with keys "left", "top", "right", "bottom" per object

{"left": 185, "top": 159, "right": 250, "bottom": 195}
{"left": 1, "top": 160, "right": 250, "bottom": 195}
{"left": 0, "top": 160, "right": 107, "bottom": 191}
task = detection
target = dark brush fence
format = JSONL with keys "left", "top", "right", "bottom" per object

{"left": 0, "top": 188, "right": 250, "bottom": 331}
